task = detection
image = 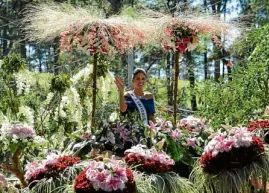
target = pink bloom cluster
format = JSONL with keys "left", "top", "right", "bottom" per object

{"left": 125, "top": 145, "right": 174, "bottom": 165}
{"left": 112, "top": 123, "right": 131, "bottom": 143}
{"left": 161, "top": 21, "right": 199, "bottom": 53}
{"left": 1, "top": 123, "right": 36, "bottom": 139}
{"left": 204, "top": 127, "right": 253, "bottom": 157}
{"left": 60, "top": 22, "right": 144, "bottom": 55}
{"left": 179, "top": 116, "right": 206, "bottom": 132}
{"left": 85, "top": 159, "right": 128, "bottom": 192}
{"left": 148, "top": 119, "right": 176, "bottom": 136}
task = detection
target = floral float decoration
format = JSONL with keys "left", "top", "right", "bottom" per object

{"left": 124, "top": 145, "right": 197, "bottom": 193}
{"left": 25, "top": 153, "right": 81, "bottom": 192}
{"left": 191, "top": 127, "right": 269, "bottom": 193}
{"left": 74, "top": 157, "right": 136, "bottom": 193}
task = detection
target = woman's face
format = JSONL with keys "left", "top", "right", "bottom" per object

{"left": 133, "top": 72, "right": 146, "bottom": 89}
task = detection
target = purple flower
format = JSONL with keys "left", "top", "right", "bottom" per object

{"left": 11, "top": 124, "right": 36, "bottom": 139}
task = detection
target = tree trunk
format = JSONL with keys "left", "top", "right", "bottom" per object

{"left": 91, "top": 53, "right": 98, "bottom": 127}
{"left": 204, "top": 52, "right": 208, "bottom": 79}
{"left": 214, "top": 49, "right": 221, "bottom": 82}
{"left": 166, "top": 53, "right": 173, "bottom": 106}
{"left": 53, "top": 37, "right": 60, "bottom": 74}
{"left": 187, "top": 51, "right": 197, "bottom": 111}
{"left": 173, "top": 50, "right": 180, "bottom": 125}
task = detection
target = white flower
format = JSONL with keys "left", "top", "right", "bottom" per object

{"left": 109, "top": 112, "right": 118, "bottom": 122}
{"left": 71, "top": 65, "right": 93, "bottom": 83}
{"left": 17, "top": 106, "right": 34, "bottom": 126}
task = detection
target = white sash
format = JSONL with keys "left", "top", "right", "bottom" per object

{"left": 129, "top": 91, "right": 148, "bottom": 125}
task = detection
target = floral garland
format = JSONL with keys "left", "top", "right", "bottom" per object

{"left": 200, "top": 127, "right": 264, "bottom": 174}
{"left": 25, "top": 153, "right": 80, "bottom": 186}
{"left": 124, "top": 145, "right": 174, "bottom": 173}
{"left": 74, "top": 158, "right": 135, "bottom": 193}
{"left": 60, "top": 22, "right": 144, "bottom": 55}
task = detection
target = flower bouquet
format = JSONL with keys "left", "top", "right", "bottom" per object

{"left": 25, "top": 153, "right": 81, "bottom": 192}
{"left": 124, "top": 145, "right": 197, "bottom": 193}
{"left": 74, "top": 158, "right": 136, "bottom": 193}
{"left": 191, "top": 127, "right": 269, "bottom": 193}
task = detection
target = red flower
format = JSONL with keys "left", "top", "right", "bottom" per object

{"left": 248, "top": 120, "right": 269, "bottom": 132}
{"left": 124, "top": 153, "right": 173, "bottom": 174}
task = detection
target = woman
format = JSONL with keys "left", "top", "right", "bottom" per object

{"left": 114, "top": 68, "right": 155, "bottom": 124}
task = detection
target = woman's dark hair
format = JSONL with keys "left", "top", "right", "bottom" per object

{"left": 132, "top": 68, "right": 147, "bottom": 80}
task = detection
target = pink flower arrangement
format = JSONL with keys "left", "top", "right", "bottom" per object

{"left": 179, "top": 116, "right": 206, "bottom": 132}
{"left": 124, "top": 145, "right": 174, "bottom": 173}
{"left": 200, "top": 127, "right": 265, "bottom": 174}
{"left": 74, "top": 158, "right": 135, "bottom": 193}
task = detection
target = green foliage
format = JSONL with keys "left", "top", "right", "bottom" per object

{"left": 50, "top": 74, "right": 71, "bottom": 93}
{"left": 196, "top": 25, "right": 269, "bottom": 128}
{"left": 1, "top": 54, "right": 26, "bottom": 74}
{"left": 165, "top": 136, "right": 181, "bottom": 162}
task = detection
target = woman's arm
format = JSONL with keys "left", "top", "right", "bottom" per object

{"left": 149, "top": 114, "right": 156, "bottom": 123}
{"left": 114, "top": 77, "right": 127, "bottom": 112}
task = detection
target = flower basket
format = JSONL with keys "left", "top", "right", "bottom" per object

{"left": 25, "top": 154, "right": 82, "bottom": 193}
{"left": 74, "top": 158, "right": 136, "bottom": 193}
{"left": 191, "top": 127, "right": 269, "bottom": 193}
{"left": 124, "top": 145, "right": 197, "bottom": 193}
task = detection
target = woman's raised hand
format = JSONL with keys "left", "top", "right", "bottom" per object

{"left": 114, "top": 76, "right": 125, "bottom": 93}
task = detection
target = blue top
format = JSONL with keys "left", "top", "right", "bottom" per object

{"left": 121, "top": 94, "right": 155, "bottom": 119}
